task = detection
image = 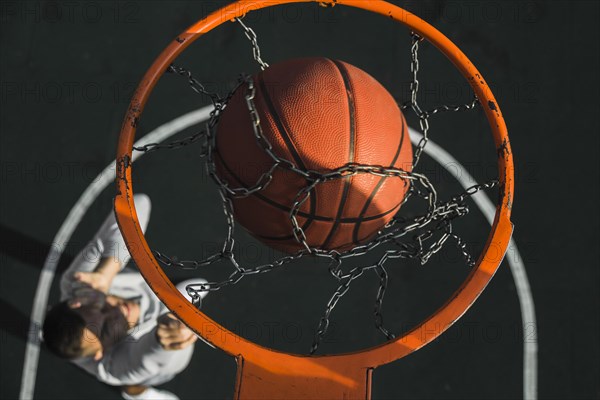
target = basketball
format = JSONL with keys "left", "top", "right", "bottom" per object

{"left": 215, "top": 57, "right": 412, "bottom": 253}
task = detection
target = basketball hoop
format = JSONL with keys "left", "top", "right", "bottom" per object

{"left": 114, "top": 1, "right": 514, "bottom": 398}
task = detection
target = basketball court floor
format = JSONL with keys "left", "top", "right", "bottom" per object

{"left": 1, "top": 1, "right": 598, "bottom": 399}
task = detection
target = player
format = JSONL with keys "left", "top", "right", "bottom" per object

{"left": 42, "top": 194, "right": 205, "bottom": 400}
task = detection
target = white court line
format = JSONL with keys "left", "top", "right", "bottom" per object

{"left": 407, "top": 127, "right": 538, "bottom": 400}
{"left": 20, "top": 110, "right": 537, "bottom": 400}
{"left": 19, "top": 106, "right": 215, "bottom": 400}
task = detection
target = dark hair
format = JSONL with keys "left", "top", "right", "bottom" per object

{"left": 42, "top": 301, "right": 86, "bottom": 359}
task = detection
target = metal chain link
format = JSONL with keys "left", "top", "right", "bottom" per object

{"left": 374, "top": 263, "right": 395, "bottom": 340}
{"left": 407, "top": 33, "right": 429, "bottom": 168}
{"left": 133, "top": 64, "right": 243, "bottom": 154}
{"left": 130, "top": 22, "right": 499, "bottom": 354}
{"left": 310, "top": 265, "right": 366, "bottom": 354}
{"left": 425, "top": 96, "right": 479, "bottom": 116}
{"left": 400, "top": 96, "right": 480, "bottom": 118}
{"left": 132, "top": 127, "right": 209, "bottom": 153}
{"left": 236, "top": 18, "right": 270, "bottom": 71}
{"left": 402, "top": 32, "right": 480, "bottom": 169}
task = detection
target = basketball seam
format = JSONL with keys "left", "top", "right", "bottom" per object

{"left": 256, "top": 202, "right": 402, "bottom": 242}
{"left": 352, "top": 112, "right": 408, "bottom": 245}
{"left": 256, "top": 75, "right": 306, "bottom": 169}
{"left": 256, "top": 74, "right": 319, "bottom": 238}
{"left": 321, "top": 59, "right": 356, "bottom": 249}
{"left": 262, "top": 233, "right": 380, "bottom": 251}
{"left": 216, "top": 150, "right": 402, "bottom": 225}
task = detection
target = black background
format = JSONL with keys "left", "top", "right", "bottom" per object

{"left": 1, "top": 1, "right": 598, "bottom": 399}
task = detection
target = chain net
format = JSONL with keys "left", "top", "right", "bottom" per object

{"left": 131, "top": 19, "right": 498, "bottom": 354}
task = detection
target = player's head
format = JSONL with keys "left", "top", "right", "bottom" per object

{"left": 42, "top": 288, "right": 132, "bottom": 360}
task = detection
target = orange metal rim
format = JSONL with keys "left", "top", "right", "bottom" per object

{"left": 115, "top": 0, "right": 514, "bottom": 369}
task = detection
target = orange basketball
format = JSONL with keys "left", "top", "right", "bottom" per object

{"left": 215, "top": 58, "right": 412, "bottom": 253}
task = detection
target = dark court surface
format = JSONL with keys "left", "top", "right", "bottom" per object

{"left": 1, "top": 1, "right": 598, "bottom": 399}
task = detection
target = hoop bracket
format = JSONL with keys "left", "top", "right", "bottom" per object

{"left": 234, "top": 356, "right": 372, "bottom": 399}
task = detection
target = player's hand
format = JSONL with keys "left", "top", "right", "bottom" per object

{"left": 73, "top": 271, "right": 111, "bottom": 294}
{"left": 156, "top": 313, "right": 198, "bottom": 350}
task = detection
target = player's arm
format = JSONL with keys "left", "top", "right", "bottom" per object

{"left": 71, "top": 257, "right": 121, "bottom": 294}
{"left": 155, "top": 313, "right": 198, "bottom": 350}
{"left": 60, "top": 194, "right": 151, "bottom": 300}
{"left": 96, "top": 314, "right": 196, "bottom": 385}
